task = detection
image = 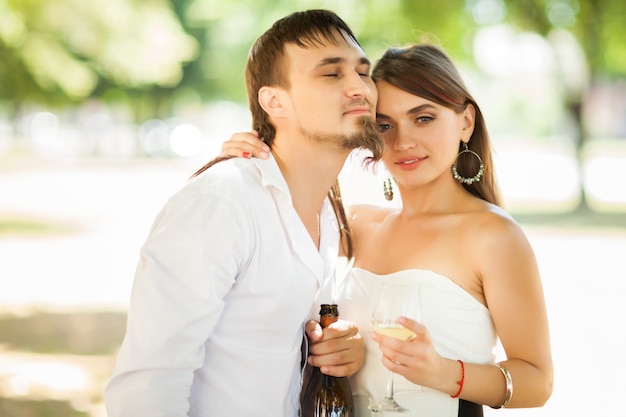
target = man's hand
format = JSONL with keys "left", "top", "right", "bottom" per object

{"left": 305, "top": 319, "right": 364, "bottom": 377}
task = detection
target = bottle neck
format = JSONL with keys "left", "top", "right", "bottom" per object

{"left": 319, "top": 304, "right": 339, "bottom": 329}
{"left": 320, "top": 315, "right": 338, "bottom": 329}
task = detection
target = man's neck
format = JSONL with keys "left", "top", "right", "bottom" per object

{"left": 271, "top": 136, "right": 350, "bottom": 247}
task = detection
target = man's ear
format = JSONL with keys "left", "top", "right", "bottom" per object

{"left": 258, "top": 86, "right": 286, "bottom": 118}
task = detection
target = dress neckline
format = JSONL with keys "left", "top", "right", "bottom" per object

{"left": 349, "top": 267, "right": 489, "bottom": 311}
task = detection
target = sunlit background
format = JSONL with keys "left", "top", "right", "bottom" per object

{"left": 1, "top": 0, "right": 625, "bottom": 416}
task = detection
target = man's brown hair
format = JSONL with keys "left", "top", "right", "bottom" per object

{"left": 192, "top": 10, "right": 364, "bottom": 258}
{"left": 245, "top": 9, "right": 361, "bottom": 146}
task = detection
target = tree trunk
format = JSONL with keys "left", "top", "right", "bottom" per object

{"left": 567, "top": 100, "right": 591, "bottom": 212}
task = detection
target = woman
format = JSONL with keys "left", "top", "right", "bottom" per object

{"left": 221, "top": 43, "right": 553, "bottom": 416}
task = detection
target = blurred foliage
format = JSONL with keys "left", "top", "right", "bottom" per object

{"left": 0, "top": 0, "right": 626, "bottom": 109}
{"left": 506, "top": 0, "right": 626, "bottom": 77}
{"left": 0, "top": 0, "right": 197, "bottom": 120}
{"left": 168, "top": 0, "right": 474, "bottom": 104}
{"left": 0, "top": 0, "right": 624, "bottom": 109}
{"left": 0, "top": 0, "right": 625, "bottom": 130}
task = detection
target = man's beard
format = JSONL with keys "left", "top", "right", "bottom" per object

{"left": 340, "top": 116, "right": 384, "bottom": 163}
{"left": 301, "top": 116, "right": 384, "bottom": 163}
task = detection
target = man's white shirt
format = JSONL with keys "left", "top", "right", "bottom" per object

{"left": 104, "top": 154, "right": 339, "bottom": 417}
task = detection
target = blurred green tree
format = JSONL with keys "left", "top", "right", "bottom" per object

{"left": 0, "top": 0, "right": 197, "bottom": 122}
{"left": 168, "top": 0, "right": 470, "bottom": 104}
{"left": 503, "top": 0, "right": 626, "bottom": 210}
{"left": 2, "top": 0, "right": 625, "bottom": 211}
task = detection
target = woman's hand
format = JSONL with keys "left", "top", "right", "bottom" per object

{"left": 220, "top": 130, "right": 270, "bottom": 159}
{"left": 371, "top": 316, "right": 451, "bottom": 391}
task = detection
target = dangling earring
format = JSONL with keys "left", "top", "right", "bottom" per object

{"left": 452, "top": 143, "right": 485, "bottom": 185}
{"left": 383, "top": 177, "right": 394, "bottom": 201}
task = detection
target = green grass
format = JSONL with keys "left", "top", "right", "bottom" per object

{"left": 0, "top": 216, "right": 74, "bottom": 236}
{"left": 512, "top": 206, "right": 626, "bottom": 230}
{"left": 0, "top": 398, "right": 89, "bottom": 417}
{"left": 0, "top": 312, "right": 127, "bottom": 355}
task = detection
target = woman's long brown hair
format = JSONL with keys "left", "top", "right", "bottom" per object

{"left": 328, "top": 180, "right": 353, "bottom": 259}
{"left": 372, "top": 43, "right": 503, "bottom": 207}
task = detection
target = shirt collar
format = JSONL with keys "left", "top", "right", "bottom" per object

{"left": 250, "top": 152, "right": 290, "bottom": 195}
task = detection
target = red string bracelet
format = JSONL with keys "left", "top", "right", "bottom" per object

{"left": 450, "top": 359, "right": 465, "bottom": 399}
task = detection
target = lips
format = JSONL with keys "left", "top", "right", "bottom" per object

{"left": 395, "top": 157, "right": 424, "bottom": 165}
{"left": 394, "top": 156, "right": 426, "bottom": 170}
{"left": 397, "top": 158, "right": 421, "bottom": 165}
{"left": 344, "top": 106, "right": 371, "bottom": 115}
{"left": 344, "top": 99, "right": 372, "bottom": 115}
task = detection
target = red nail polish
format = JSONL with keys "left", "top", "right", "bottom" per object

{"left": 243, "top": 151, "right": 251, "bottom": 159}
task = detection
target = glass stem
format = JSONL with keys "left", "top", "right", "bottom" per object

{"left": 385, "top": 370, "right": 395, "bottom": 399}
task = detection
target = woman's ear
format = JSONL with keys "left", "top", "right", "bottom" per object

{"left": 258, "top": 86, "right": 286, "bottom": 118}
{"left": 462, "top": 103, "right": 476, "bottom": 141}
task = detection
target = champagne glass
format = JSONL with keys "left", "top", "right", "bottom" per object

{"left": 370, "top": 283, "right": 421, "bottom": 413}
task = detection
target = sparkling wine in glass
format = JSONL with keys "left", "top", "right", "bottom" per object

{"left": 370, "top": 283, "right": 421, "bottom": 413}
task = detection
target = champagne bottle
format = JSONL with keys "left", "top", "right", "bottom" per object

{"left": 301, "top": 304, "right": 355, "bottom": 417}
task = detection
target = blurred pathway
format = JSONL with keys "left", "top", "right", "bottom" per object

{"left": 0, "top": 159, "right": 194, "bottom": 312}
{"left": 1, "top": 158, "right": 625, "bottom": 416}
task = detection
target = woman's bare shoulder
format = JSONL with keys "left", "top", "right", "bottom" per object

{"left": 469, "top": 203, "right": 530, "bottom": 251}
{"left": 347, "top": 204, "right": 394, "bottom": 255}
{"left": 347, "top": 204, "right": 394, "bottom": 225}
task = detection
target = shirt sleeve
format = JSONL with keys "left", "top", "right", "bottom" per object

{"left": 104, "top": 175, "right": 253, "bottom": 417}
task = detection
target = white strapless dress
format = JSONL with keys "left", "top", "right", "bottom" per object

{"left": 336, "top": 268, "right": 497, "bottom": 417}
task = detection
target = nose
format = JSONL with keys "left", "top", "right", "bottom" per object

{"left": 391, "top": 126, "right": 417, "bottom": 152}
{"left": 345, "top": 71, "right": 371, "bottom": 98}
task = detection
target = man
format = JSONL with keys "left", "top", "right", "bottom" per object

{"left": 104, "top": 9, "right": 383, "bottom": 417}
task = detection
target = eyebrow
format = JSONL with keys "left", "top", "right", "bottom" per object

{"left": 377, "top": 103, "right": 437, "bottom": 120}
{"left": 314, "top": 56, "right": 371, "bottom": 69}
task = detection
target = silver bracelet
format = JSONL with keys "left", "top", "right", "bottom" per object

{"left": 490, "top": 363, "right": 513, "bottom": 409}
